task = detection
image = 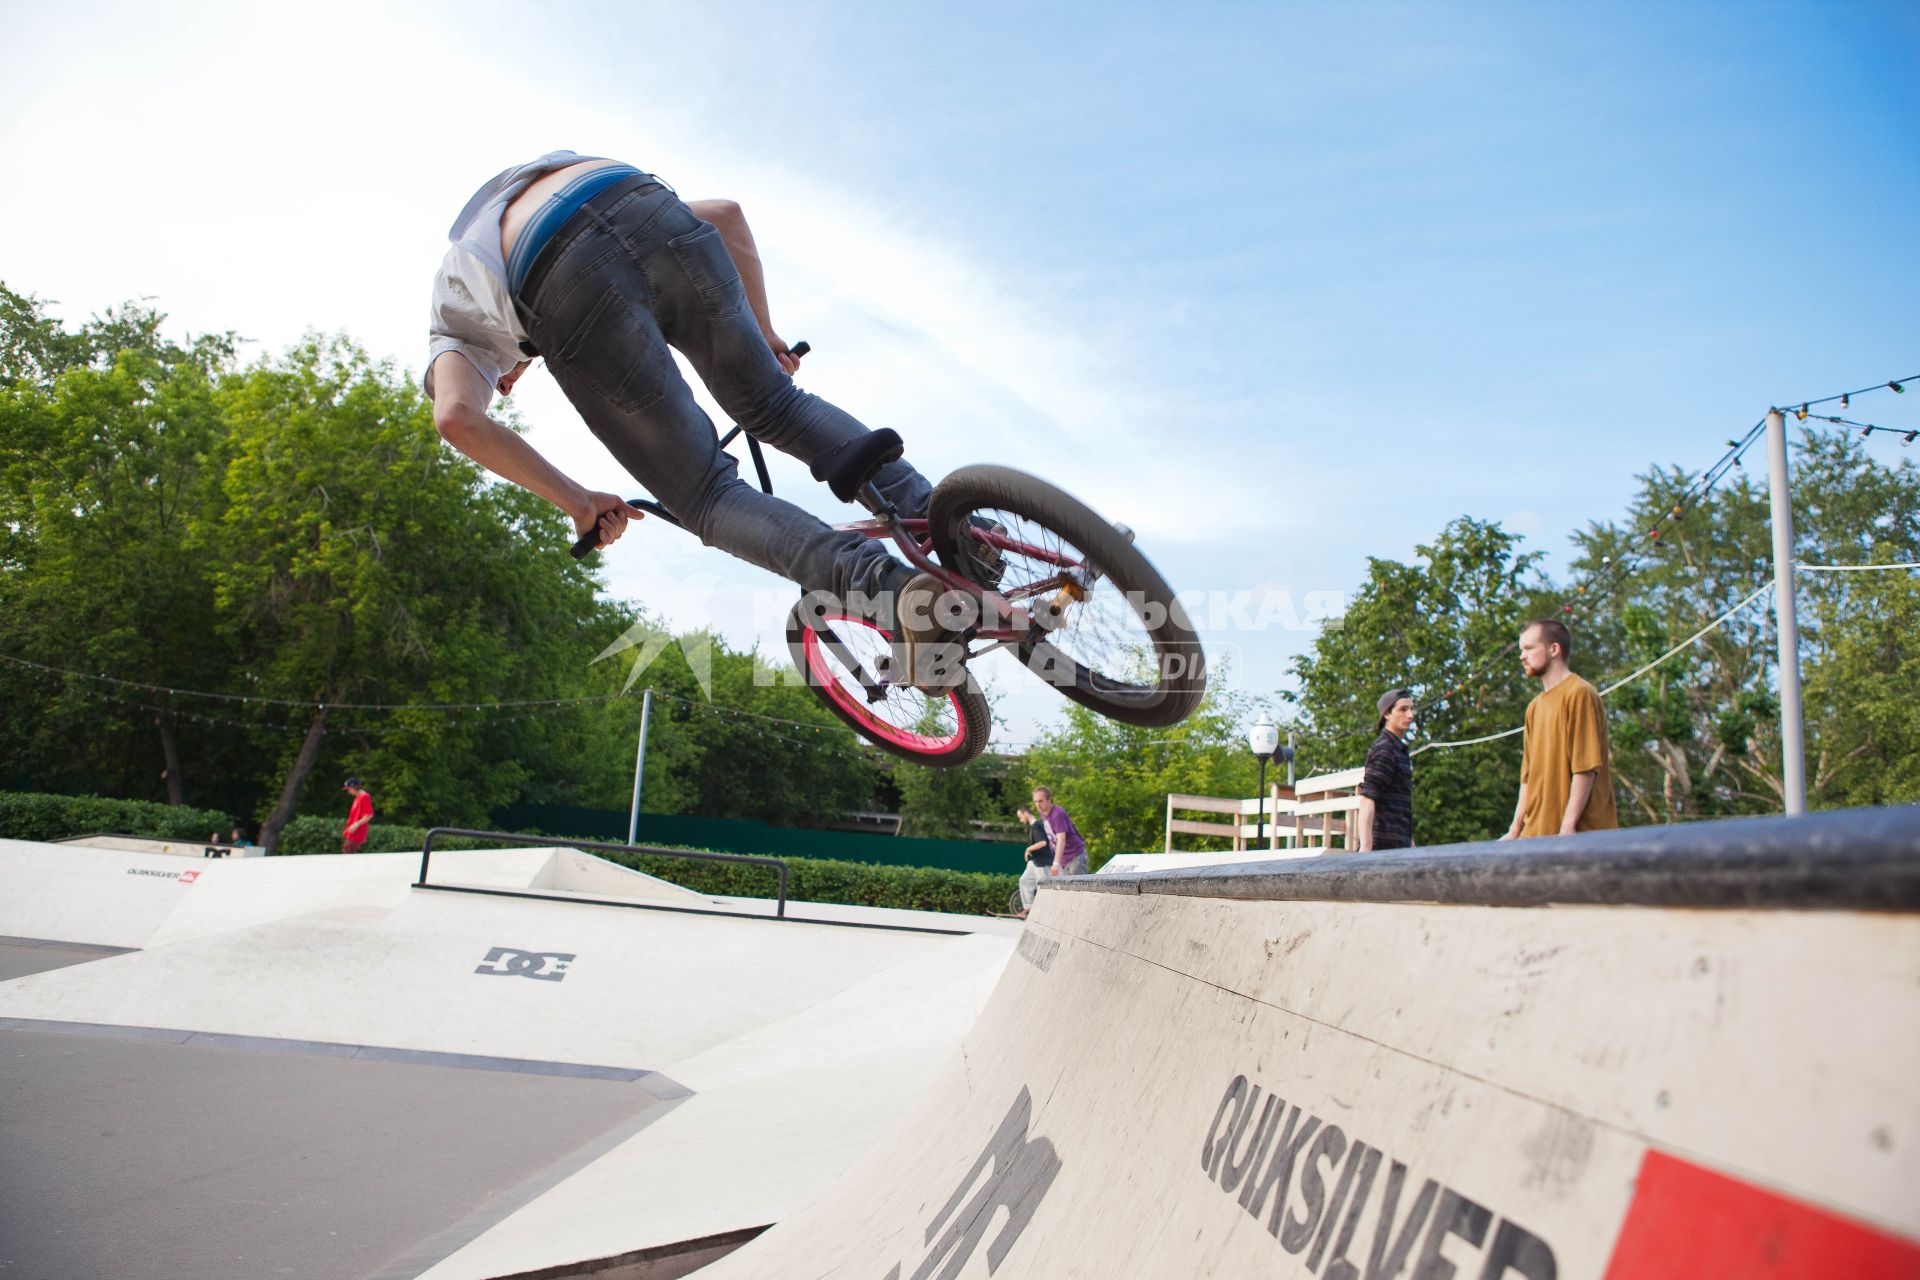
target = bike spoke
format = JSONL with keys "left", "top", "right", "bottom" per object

{"left": 963, "top": 510, "right": 1159, "bottom": 694}
{"left": 805, "top": 616, "right": 967, "bottom": 749}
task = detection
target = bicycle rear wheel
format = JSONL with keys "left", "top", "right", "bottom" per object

{"left": 786, "top": 601, "right": 992, "bottom": 767}
{"left": 928, "top": 465, "right": 1206, "bottom": 728}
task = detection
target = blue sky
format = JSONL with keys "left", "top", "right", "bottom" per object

{"left": 3, "top": 0, "right": 1915, "bottom": 743}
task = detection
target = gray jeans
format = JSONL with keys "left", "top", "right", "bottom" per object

{"left": 515, "top": 177, "right": 931, "bottom": 601}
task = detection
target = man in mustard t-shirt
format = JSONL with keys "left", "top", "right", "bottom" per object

{"left": 1500, "top": 619, "right": 1618, "bottom": 840}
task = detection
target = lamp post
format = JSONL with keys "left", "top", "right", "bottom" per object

{"left": 1247, "top": 716, "right": 1280, "bottom": 849}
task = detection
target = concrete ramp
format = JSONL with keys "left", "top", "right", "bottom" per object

{"left": 696, "top": 807, "right": 1920, "bottom": 1279}
{"left": 0, "top": 837, "right": 1019, "bottom": 1280}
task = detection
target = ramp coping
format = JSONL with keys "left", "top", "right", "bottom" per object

{"left": 1059, "top": 804, "right": 1920, "bottom": 911}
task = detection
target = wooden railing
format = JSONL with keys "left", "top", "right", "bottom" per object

{"left": 1164, "top": 767, "right": 1367, "bottom": 857}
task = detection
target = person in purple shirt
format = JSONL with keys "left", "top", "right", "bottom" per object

{"left": 1032, "top": 786, "right": 1089, "bottom": 876}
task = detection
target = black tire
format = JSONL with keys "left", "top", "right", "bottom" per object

{"left": 785, "top": 600, "right": 992, "bottom": 767}
{"left": 929, "top": 465, "right": 1206, "bottom": 728}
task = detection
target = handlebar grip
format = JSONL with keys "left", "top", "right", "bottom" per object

{"left": 789, "top": 340, "right": 810, "bottom": 359}
{"left": 570, "top": 499, "right": 648, "bottom": 558}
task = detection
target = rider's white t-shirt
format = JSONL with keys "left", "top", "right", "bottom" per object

{"left": 425, "top": 150, "right": 607, "bottom": 400}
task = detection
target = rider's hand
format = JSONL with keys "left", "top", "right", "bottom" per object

{"left": 766, "top": 332, "right": 802, "bottom": 376}
{"left": 573, "top": 491, "right": 646, "bottom": 549}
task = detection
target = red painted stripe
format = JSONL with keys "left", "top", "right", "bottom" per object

{"left": 1603, "top": 1150, "right": 1920, "bottom": 1279}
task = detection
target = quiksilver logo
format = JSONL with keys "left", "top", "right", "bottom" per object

{"left": 1201, "top": 1073, "right": 1556, "bottom": 1279}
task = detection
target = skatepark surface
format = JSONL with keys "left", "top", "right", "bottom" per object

{"left": 5, "top": 807, "right": 1919, "bottom": 1279}
{"left": 0, "top": 836, "right": 1018, "bottom": 1280}
{"left": 697, "top": 806, "right": 1920, "bottom": 1280}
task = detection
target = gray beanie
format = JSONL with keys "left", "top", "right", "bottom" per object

{"left": 1375, "top": 688, "right": 1412, "bottom": 732}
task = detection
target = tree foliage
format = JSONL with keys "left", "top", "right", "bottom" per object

{"left": 1013, "top": 671, "right": 1265, "bottom": 867}
{"left": 0, "top": 288, "right": 876, "bottom": 848}
{"left": 1287, "top": 518, "right": 1553, "bottom": 846}
{"left": 1284, "top": 434, "right": 1920, "bottom": 840}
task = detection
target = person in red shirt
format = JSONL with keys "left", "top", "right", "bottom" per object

{"left": 341, "top": 778, "right": 374, "bottom": 854}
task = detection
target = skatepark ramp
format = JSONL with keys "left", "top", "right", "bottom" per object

{"left": 695, "top": 806, "right": 1920, "bottom": 1279}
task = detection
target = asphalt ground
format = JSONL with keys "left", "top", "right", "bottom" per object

{"left": 0, "top": 1022, "right": 683, "bottom": 1279}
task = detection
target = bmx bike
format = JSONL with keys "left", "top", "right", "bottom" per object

{"left": 572, "top": 353, "right": 1206, "bottom": 767}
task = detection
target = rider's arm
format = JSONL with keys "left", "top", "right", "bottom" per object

{"left": 1354, "top": 795, "right": 1376, "bottom": 853}
{"left": 429, "top": 352, "right": 642, "bottom": 544}
{"left": 687, "top": 199, "right": 799, "bottom": 374}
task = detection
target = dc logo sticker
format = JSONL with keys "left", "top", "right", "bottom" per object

{"left": 474, "top": 947, "right": 576, "bottom": 982}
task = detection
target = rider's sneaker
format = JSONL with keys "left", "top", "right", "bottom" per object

{"left": 894, "top": 571, "right": 972, "bottom": 693}
{"left": 964, "top": 515, "right": 1008, "bottom": 588}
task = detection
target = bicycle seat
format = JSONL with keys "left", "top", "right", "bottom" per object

{"left": 810, "top": 428, "right": 904, "bottom": 503}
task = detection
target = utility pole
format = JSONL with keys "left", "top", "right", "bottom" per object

{"left": 1764, "top": 410, "right": 1807, "bottom": 815}
{"left": 627, "top": 688, "right": 654, "bottom": 844}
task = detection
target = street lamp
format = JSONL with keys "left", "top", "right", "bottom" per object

{"left": 1247, "top": 716, "right": 1280, "bottom": 849}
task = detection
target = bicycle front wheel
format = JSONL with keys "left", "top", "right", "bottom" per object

{"left": 928, "top": 465, "right": 1206, "bottom": 728}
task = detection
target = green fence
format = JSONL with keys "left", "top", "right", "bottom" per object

{"left": 496, "top": 802, "right": 1022, "bottom": 876}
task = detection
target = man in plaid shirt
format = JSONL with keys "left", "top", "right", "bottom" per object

{"left": 1357, "top": 689, "right": 1415, "bottom": 851}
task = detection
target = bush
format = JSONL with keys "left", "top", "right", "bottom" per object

{"left": 272, "top": 817, "right": 1017, "bottom": 914}
{"left": 615, "top": 849, "right": 1017, "bottom": 917}
{"left": 0, "top": 789, "right": 232, "bottom": 844}
{"left": 271, "top": 816, "right": 501, "bottom": 856}
{"left": 0, "top": 789, "right": 1020, "bottom": 918}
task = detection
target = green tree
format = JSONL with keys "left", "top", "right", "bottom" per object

{"left": 605, "top": 635, "right": 877, "bottom": 828}
{"left": 1792, "top": 431, "right": 1920, "bottom": 807}
{"left": 1288, "top": 518, "right": 1552, "bottom": 846}
{"left": 1570, "top": 431, "right": 1920, "bottom": 818}
{"left": 895, "top": 753, "right": 996, "bottom": 839}
{"left": 1015, "top": 674, "right": 1264, "bottom": 866}
{"left": 205, "top": 335, "right": 624, "bottom": 849}
{"left": 2, "top": 291, "right": 891, "bottom": 842}
{"left": 0, "top": 290, "right": 248, "bottom": 809}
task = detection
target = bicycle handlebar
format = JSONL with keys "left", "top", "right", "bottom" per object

{"left": 569, "top": 341, "right": 809, "bottom": 559}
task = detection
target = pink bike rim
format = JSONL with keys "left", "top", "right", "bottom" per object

{"left": 803, "top": 616, "right": 969, "bottom": 753}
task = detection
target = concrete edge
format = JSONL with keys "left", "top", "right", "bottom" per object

{"left": 1052, "top": 805, "right": 1920, "bottom": 911}
{"left": 0, "top": 1017, "right": 693, "bottom": 1090}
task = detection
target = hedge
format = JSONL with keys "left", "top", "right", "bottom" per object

{"left": 2, "top": 790, "right": 1019, "bottom": 917}
{"left": 271, "top": 816, "right": 502, "bottom": 856}
{"left": 610, "top": 848, "right": 1017, "bottom": 917}
{"left": 0, "top": 789, "right": 233, "bottom": 844}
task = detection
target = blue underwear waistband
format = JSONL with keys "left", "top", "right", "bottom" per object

{"left": 507, "top": 164, "right": 647, "bottom": 296}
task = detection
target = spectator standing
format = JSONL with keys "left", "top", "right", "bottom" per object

{"left": 1501, "top": 620, "right": 1619, "bottom": 839}
{"left": 342, "top": 778, "right": 375, "bottom": 854}
{"left": 1357, "top": 688, "right": 1416, "bottom": 852}
{"left": 1031, "top": 786, "right": 1089, "bottom": 876}
{"left": 1015, "top": 805, "right": 1053, "bottom": 915}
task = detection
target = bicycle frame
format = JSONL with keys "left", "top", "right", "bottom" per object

{"left": 617, "top": 427, "right": 1090, "bottom": 643}
{"left": 601, "top": 425, "right": 1100, "bottom": 704}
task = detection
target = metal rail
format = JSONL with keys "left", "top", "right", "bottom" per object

{"left": 416, "top": 828, "right": 790, "bottom": 918}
